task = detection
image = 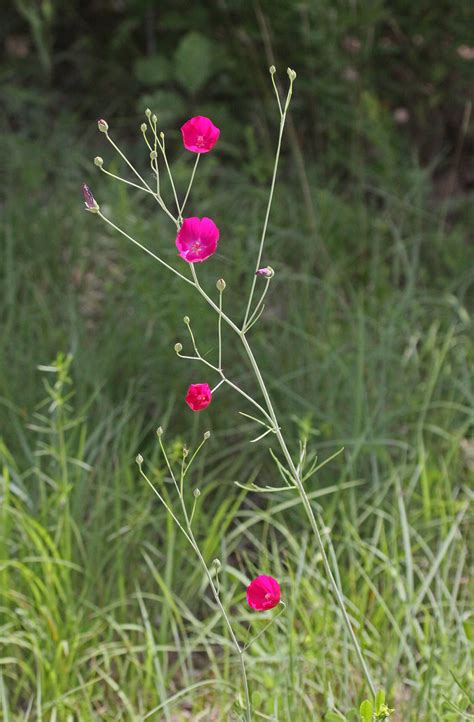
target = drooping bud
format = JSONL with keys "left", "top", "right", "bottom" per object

{"left": 269, "top": 65, "right": 276, "bottom": 75}
{"left": 287, "top": 68, "right": 297, "bottom": 81}
{"left": 256, "top": 266, "right": 274, "bottom": 278}
{"left": 216, "top": 278, "right": 226, "bottom": 292}
{"left": 183, "top": 446, "right": 189, "bottom": 458}
{"left": 94, "top": 156, "right": 104, "bottom": 167}
{"left": 183, "top": 316, "right": 190, "bottom": 325}
{"left": 82, "top": 183, "right": 99, "bottom": 212}
{"left": 174, "top": 342, "right": 183, "bottom": 354}
{"left": 97, "top": 118, "right": 108, "bottom": 133}
{"left": 136, "top": 453, "right": 143, "bottom": 465}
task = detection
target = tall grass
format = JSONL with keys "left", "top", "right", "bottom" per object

{"left": 1, "top": 101, "right": 473, "bottom": 719}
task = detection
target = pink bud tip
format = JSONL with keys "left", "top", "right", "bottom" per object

{"left": 246, "top": 575, "right": 281, "bottom": 610}
{"left": 82, "top": 183, "right": 99, "bottom": 211}
{"left": 181, "top": 116, "right": 220, "bottom": 153}
{"left": 185, "top": 383, "right": 212, "bottom": 412}
{"left": 97, "top": 118, "right": 109, "bottom": 132}
{"left": 256, "top": 266, "right": 274, "bottom": 278}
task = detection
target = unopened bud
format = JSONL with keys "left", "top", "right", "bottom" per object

{"left": 136, "top": 453, "right": 143, "bottom": 465}
{"left": 183, "top": 316, "right": 190, "bottom": 325}
{"left": 156, "top": 426, "right": 163, "bottom": 437}
{"left": 287, "top": 68, "right": 297, "bottom": 81}
{"left": 150, "top": 150, "right": 157, "bottom": 160}
{"left": 203, "top": 430, "right": 211, "bottom": 440}
{"left": 212, "top": 558, "right": 221, "bottom": 570}
{"left": 269, "top": 65, "right": 276, "bottom": 75}
{"left": 94, "top": 156, "right": 104, "bottom": 167}
{"left": 145, "top": 108, "right": 151, "bottom": 118}
{"left": 193, "top": 488, "right": 201, "bottom": 498}
{"left": 160, "top": 131, "right": 165, "bottom": 139}
{"left": 82, "top": 183, "right": 99, "bottom": 213}
{"left": 141, "top": 123, "right": 147, "bottom": 133}
{"left": 174, "top": 342, "right": 183, "bottom": 354}
{"left": 183, "top": 446, "right": 189, "bottom": 458}
{"left": 216, "top": 278, "right": 226, "bottom": 292}
{"left": 97, "top": 118, "right": 108, "bottom": 133}
{"left": 152, "top": 114, "right": 157, "bottom": 124}
{"left": 256, "top": 266, "right": 274, "bottom": 278}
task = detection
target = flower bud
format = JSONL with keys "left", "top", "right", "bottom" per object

{"left": 141, "top": 123, "right": 147, "bottom": 133}
{"left": 160, "top": 131, "right": 165, "bottom": 139}
{"left": 287, "top": 68, "right": 297, "bottom": 81}
{"left": 97, "top": 118, "right": 108, "bottom": 133}
{"left": 174, "top": 342, "right": 183, "bottom": 354}
{"left": 203, "top": 430, "right": 211, "bottom": 440}
{"left": 256, "top": 266, "right": 274, "bottom": 278}
{"left": 269, "top": 65, "right": 276, "bottom": 75}
{"left": 193, "top": 488, "right": 201, "bottom": 498}
{"left": 152, "top": 114, "right": 158, "bottom": 124}
{"left": 82, "top": 183, "right": 99, "bottom": 212}
{"left": 183, "top": 446, "right": 189, "bottom": 458}
{"left": 94, "top": 156, "right": 104, "bottom": 167}
{"left": 145, "top": 108, "right": 151, "bottom": 118}
{"left": 212, "top": 558, "right": 221, "bottom": 570}
{"left": 156, "top": 426, "right": 163, "bottom": 437}
{"left": 216, "top": 278, "right": 226, "bottom": 292}
{"left": 150, "top": 150, "right": 157, "bottom": 160}
{"left": 183, "top": 316, "right": 190, "bottom": 325}
{"left": 136, "top": 453, "right": 143, "bottom": 465}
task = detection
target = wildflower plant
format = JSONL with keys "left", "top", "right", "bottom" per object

{"left": 84, "top": 67, "right": 386, "bottom": 720}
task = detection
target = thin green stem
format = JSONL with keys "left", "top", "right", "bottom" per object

{"left": 98, "top": 166, "right": 155, "bottom": 194}
{"left": 218, "top": 288, "right": 223, "bottom": 370}
{"left": 239, "top": 333, "right": 377, "bottom": 699}
{"left": 98, "top": 212, "right": 193, "bottom": 286}
{"left": 180, "top": 154, "right": 201, "bottom": 216}
{"left": 105, "top": 132, "right": 177, "bottom": 225}
{"left": 242, "top": 81, "right": 292, "bottom": 329}
{"left": 244, "top": 276, "right": 271, "bottom": 332}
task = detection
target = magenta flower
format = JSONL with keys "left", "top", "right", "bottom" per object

{"left": 246, "top": 575, "right": 281, "bottom": 611}
{"left": 82, "top": 183, "right": 99, "bottom": 212}
{"left": 185, "top": 383, "right": 212, "bottom": 412}
{"left": 176, "top": 217, "right": 219, "bottom": 263}
{"left": 181, "top": 116, "right": 220, "bottom": 153}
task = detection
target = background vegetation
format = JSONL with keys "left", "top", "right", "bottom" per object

{"left": 1, "top": 1, "right": 473, "bottom": 720}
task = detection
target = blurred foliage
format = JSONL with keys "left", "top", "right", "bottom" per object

{"left": 2, "top": 0, "right": 473, "bottom": 179}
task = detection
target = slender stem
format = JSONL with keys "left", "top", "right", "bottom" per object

{"left": 242, "top": 83, "right": 291, "bottom": 329}
{"left": 244, "top": 277, "right": 271, "bottom": 332}
{"left": 105, "top": 131, "right": 178, "bottom": 225}
{"left": 99, "top": 166, "right": 155, "bottom": 194}
{"left": 98, "top": 212, "right": 193, "bottom": 286}
{"left": 174, "top": 476, "right": 252, "bottom": 720}
{"left": 239, "top": 334, "right": 377, "bottom": 698}
{"left": 218, "top": 288, "right": 223, "bottom": 370}
{"left": 151, "top": 125, "right": 181, "bottom": 221}
{"left": 180, "top": 154, "right": 201, "bottom": 216}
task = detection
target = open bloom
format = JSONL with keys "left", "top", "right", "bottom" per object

{"left": 181, "top": 116, "right": 220, "bottom": 153}
{"left": 185, "top": 383, "right": 212, "bottom": 411}
{"left": 246, "top": 575, "right": 281, "bottom": 610}
{"left": 82, "top": 183, "right": 99, "bottom": 212}
{"left": 176, "top": 217, "right": 219, "bottom": 263}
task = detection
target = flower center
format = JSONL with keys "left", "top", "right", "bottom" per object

{"left": 196, "top": 135, "right": 205, "bottom": 147}
{"left": 191, "top": 238, "right": 202, "bottom": 253}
